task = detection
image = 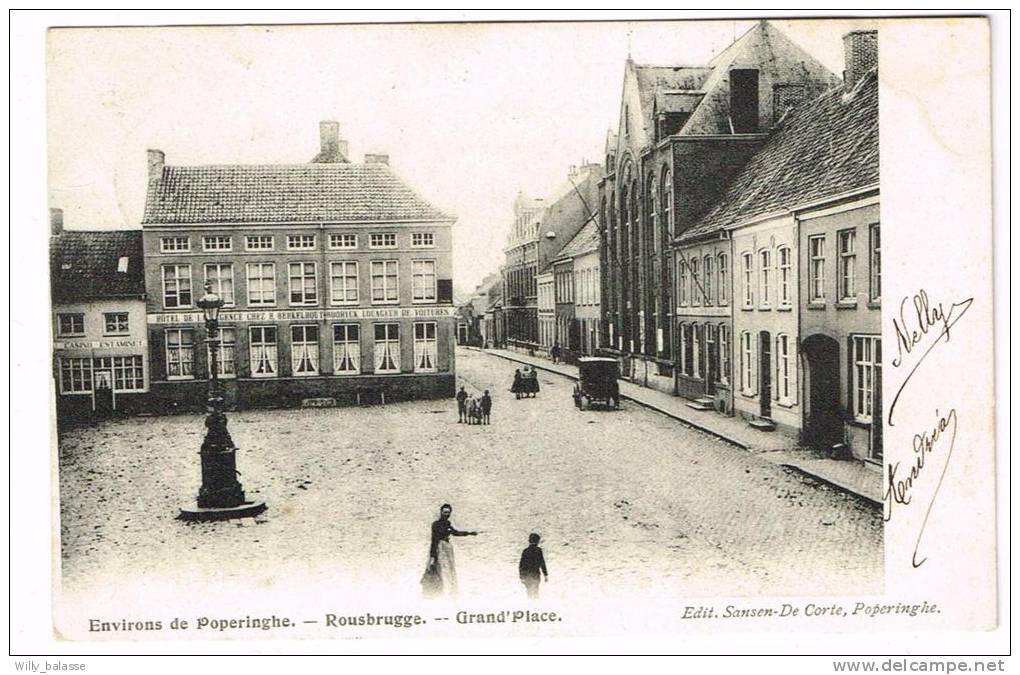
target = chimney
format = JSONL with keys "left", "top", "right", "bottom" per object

{"left": 843, "top": 30, "right": 878, "bottom": 87}
{"left": 313, "top": 120, "right": 349, "bottom": 163}
{"left": 364, "top": 153, "right": 389, "bottom": 165}
{"left": 50, "top": 208, "right": 63, "bottom": 236}
{"left": 147, "top": 149, "right": 165, "bottom": 180}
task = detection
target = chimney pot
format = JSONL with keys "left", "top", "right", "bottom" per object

{"left": 50, "top": 208, "right": 64, "bottom": 236}
{"left": 147, "top": 149, "right": 165, "bottom": 180}
{"left": 843, "top": 29, "right": 878, "bottom": 87}
{"left": 364, "top": 153, "right": 389, "bottom": 165}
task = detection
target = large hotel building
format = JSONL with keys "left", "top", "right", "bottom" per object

{"left": 142, "top": 122, "right": 457, "bottom": 409}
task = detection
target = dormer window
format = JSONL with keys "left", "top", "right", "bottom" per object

{"left": 730, "top": 69, "right": 760, "bottom": 133}
{"left": 117, "top": 256, "right": 129, "bottom": 273}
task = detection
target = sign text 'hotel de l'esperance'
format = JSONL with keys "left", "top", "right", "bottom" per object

{"left": 146, "top": 306, "right": 458, "bottom": 325}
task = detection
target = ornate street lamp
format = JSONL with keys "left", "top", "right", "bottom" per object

{"left": 179, "top": 283, "right": 266, "bottom": 521}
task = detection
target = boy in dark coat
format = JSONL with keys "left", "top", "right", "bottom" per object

{"left": 456, "top": 386, "right": 468, "bottom": 423}
{"left": 480, "top": 390, "right": 492, "bottom": 425}
{"left": 518, "top": 532, "right": 548, "bottom": 599}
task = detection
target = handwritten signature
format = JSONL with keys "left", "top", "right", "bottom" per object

{"left": 884, "top": 407, "right": 958, "bottom": 568}
{"left": 888, "top": 289, "right": 973, "bottom": 426}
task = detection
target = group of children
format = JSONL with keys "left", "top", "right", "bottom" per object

{"left": 456, "top": 386, "right": 492, "bottom": 425}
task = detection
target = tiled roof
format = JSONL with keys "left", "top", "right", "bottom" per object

{"left": 680, "top": 71, "right": 878, "bottom": 242}
{"left": 554, "top": 218, "right": 599, "bottom": 260}
{"left": 143, "top": 163, "right": 452, "bottom": 224}
{"left": 50, "top": 230, "right": 146, "bottom": 303}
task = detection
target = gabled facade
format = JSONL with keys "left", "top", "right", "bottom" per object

{"left": 50, "top": 209, "right": 150, "bottom": 422}
{"left": 599, "top": 20, "right": 839, "bottom": 395}
{"left": 141, "top": 122, "right": 458, "bottom": 409}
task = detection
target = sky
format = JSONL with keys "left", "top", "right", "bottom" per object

{"left": 46, "top": 18, "right": 874, "bottom": 293}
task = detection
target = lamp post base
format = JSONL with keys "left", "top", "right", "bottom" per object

{"left": 178, "top": 501, "right": 267, "bottom": 522}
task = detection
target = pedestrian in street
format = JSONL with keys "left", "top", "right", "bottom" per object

{"left": 427, "top": 503, "right": 478, "bottom": 596}
{"left": 512, "top": 369, "right": 523, "bottom": 400}
{"left": 551, "top": 343, "right": 561, "bottom": 364}
{"left": 480, "top": 390, "right": 492, "bottom": 425}
{"left": 518, "top": 532, "right": 549, "bottom": 600}
{"left": 456, "top": 386, "right": 468, "bottom": 423}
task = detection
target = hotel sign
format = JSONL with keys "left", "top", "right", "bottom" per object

{"left": 147, "top": 306, "right": 457, "bottom": 325}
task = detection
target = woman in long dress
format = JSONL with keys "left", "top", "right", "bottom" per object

{"left": 429, "top": 503, "right": 478, "bottom": 596}
{"left": 511, "top": 369, "right": 524, "bottom": 399}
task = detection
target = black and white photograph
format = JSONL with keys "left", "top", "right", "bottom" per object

{"left": 10, "top": 10, "right": 1004, "bottom": 661}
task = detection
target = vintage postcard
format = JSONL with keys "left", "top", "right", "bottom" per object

{"left": 31, "top": 13, "right": 998, "bottom": 649}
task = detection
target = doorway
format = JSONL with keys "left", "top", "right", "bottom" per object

{"left": 93, "top": 370, "right": 114, "bottom": 416}
{"left": 758, "top": 331, "right": 771, "bottom": 418}
{"left": 802, "top": 334, "right": 843, "bottom": 451}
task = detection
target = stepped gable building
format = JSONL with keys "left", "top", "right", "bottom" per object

{"left": 50, "top": 209, "right": 149, "bottom": 421}
{"left": 599, "top": 20, "right": 838, "bottom": 393}
{"left": 679, "top": 30, "right": 880, "bottom": 460}
{"left": 142, "top": 121, "right": 457, "bottom": 409}
{"left": 502, "top": 163, "right": 602, "bottom": 349}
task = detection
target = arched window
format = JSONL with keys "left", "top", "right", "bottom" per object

{"left": 703, "top": 255, "right": 713, "bottom": 306}
{"left": 678, "top": 257, "right": 688, "bottom": 306}
{"left": 718, "top": 253, "right": 729, "bottom": 305}
{"left": 690, "top": 257, "right": 700, "bottom": 306}
{"left": 647, "top": 176, "right": 658, "bottom": 253}
{"left": 661, "top": 169, "right": 674, "bottom": 236}
{"left": 629, "top": 180, "right": 639, "bottom": 253}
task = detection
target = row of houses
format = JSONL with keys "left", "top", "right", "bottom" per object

{"left": 51, "top": 123, "right": 458, "bottom": 422}
{"left": 487, "top": 22, "right": 881, "bottom": 462}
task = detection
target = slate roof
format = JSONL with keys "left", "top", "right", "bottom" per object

{"left": 50, "top": 230, "right": 146, "bottom": 303}
{"left": 680, "top": 70, "right": 878, "bottom": 243}
{"left": 554, "top": 218, "right": 599, "bottom": 261}
{"left": 143, "top": 163, "right": 452, "bottom": 224}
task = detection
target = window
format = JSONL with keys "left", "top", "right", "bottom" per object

{"left": 718, "top": 253, "right": 728, "bottom": 305}
{"left": 329, "top": 233, "right": 358, "bottom": 249}
{"left": 776, "top": 334, "right": 795, "bottom": 405}
{"left": 203, "top": 235, "right": 232, "bottom": 252}
{"left": 678, "top": 323, "right": 688, "bottom": 375}
{"left": 759, "top": 249, "right": 772, "bottom": 307}
{"left": 287, "top": 234, "right": 316, "bottom": 250}
{"left": 246, "top": 263, "right": 276, "bottom": 306}
{"left": 741, "top": 330, "right": 755, "bottom": 395}
{"left": 371, "top": 260, "right": 399, "bottom": 304}
{"left": 333, "top": 324, "right": 361, "bottom": 374}
{"left": 647, "top": 179, "right": 657, "bottom": 252}
{"left": 690, "top": 258, "right": 700, "bottom": 306}
{"left": 414, "top": 322, "right": 438, "bottom": 372}
{"left": 852, "top": 335, "right": 881, "bottom": 422}
{"left": 208, "top": 327, "right": 236, "bottom": 378}
{"left": 411, "top": 232, "right": 435, "bottom": 248}
{"left": 162, "top": 264, "right": 192, "bottom": 308}
{"left": 204, "top": 263, "right": 235, "bottom": 306}
{"left": 160, "top": 236, "right": 190, "bottom": 253}
{"left": 103, "top": 355, "right": 145, "bottom": 391}
{"left": 249, "top": 326, "right": 278, "bottom": 377}
{"left": 719, "top": 324, "right": 730, "bottom": 384}
{"left": 103, "top": 312, "right": 129, "bottom": 335}
{"left": 662, "top": 170, "right": 673, "bottom": 236}
{"left": 291, "top": 325, "right": 319, "bottom": 376}
{"left": 777, "top": 246, "right": 792, "bottom": 307}
{"left": 742, "top": 252, "right": 754, "bottom": 308}
{"left": 245, "top": 235, "right": 274, "bottom": 251}
{"left": 330, "top": 261, "right": 359, "bottom": 305}
{"left": 374, "top": 323, "right": 400, "bottom": 373}
{"left": 412, "top": 260, "right": 437, "bottom": 302}
{"left": 869, "top": 224, "right": 881, "bottom": 302}
{"left": 165, "top": 328, "right": 195, "bottom": 379}
{"left": 59, "top": 358, "right": 92, "bottom": 393}
{"left": 678, "top": 259, "right": 688, "bottom": 306}
{"left": 809, "top": 235, "right": 826, "bottom": 302}
{"left": 370, "top": 233, "right": 397, "bottom": 249}
{"left": 705, "top": 323, "right": 716, "bottom": 380}
{"left": 838, "top": 229, "right": 856, "bottom": 301}
{"left": 703, "top": 255, "right": 713, "bottom": 306}
{"left": 288, "top": 262, "right": 318, "bottom": 305}
{"left": 693, "top": 324, "right": 703, "bottom": 379}
{"left": 57, "top": 313, "right": 85, "bottom": 336}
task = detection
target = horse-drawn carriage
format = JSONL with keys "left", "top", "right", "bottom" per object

{"left": 572, "top": 357, "right": 621, "bottom": 410}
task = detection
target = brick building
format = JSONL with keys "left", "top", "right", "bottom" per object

{"left": 141, "top": 122, "right": 457, "bottom": 409}
{"left": 50, "top": 209, "right": 149, "bottom": 422}
{"left": 677, "top": 30, "right": 880, "bottom": 459}
{"left": 599, "top": 20, "right": 838, "bottom": 394}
